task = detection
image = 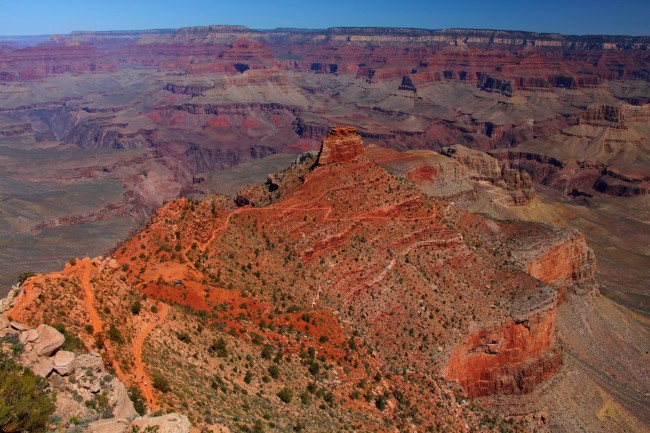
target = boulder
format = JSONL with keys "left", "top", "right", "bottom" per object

{"left": 109, "top": 377, "right": 138, "bottom": 419}
{"left": 19, "top": 328, "right": 39, "bottom": 345}
{"left": 54, "top": 395, "right": 94, "bottom": 424}
{"left": 80, "top": 374, "right": 102, "bottom": 393}
{"left": 89, "top": 379, "right": 101, "bottom": 394}
{"left": 10, "top": 321, "right": 30, "bottom": 331}
{"left": 33, "top": 324, "right": 65, "bottom": 356}
{"left": 53, "top": 350, "right": 76, "bottom": 376}
{"left": 88, "top": 418, "right": 130, "bottom": 433}
{"left": 32, "top": 356, "right": 54, "bottom": 377}
{"left": 129, "top": 413, "right": 191, "bottom": 433}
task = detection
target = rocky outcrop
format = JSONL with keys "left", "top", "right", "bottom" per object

{"left": 32, "top": 356, "right": 55, "bottom": 377}
{"left": 165, "top": 82, "right": 213, "bottom": 96}
{"left": 530, "top": 233, "right": 596, "bottom": 289}
{"left": 52, "top": 350, "right": 76, "bottom": 376}
{"left": 87, "top": 418, "right": 131, "bottom": 433}
{"left": 399, "top": 75, "right": 417, "bottom": 92}
{"left": 442, "top": 144, "right": 501, "bottom": 181}
{"left": 10, "top": 321, "right": 31, "bottom": 331}
{"left": 444, "top": 300, "right": 561, "bottom": 397}
{"left": 130, "top": 413, "right": 192, "bottom": 433}
{"left": 0, "top": 285, "right": 20, "bottom": 313}
{"left": 33, "top": 324, "right": 65, "bottom": 356}
{"left": 491, "top": 149, "right": 649, "bottom": 197}
{"left": 0, "top": 122, "right": 33, "bottom": 136}
{"left": 478, "top": 75, "right": 513, "bottom": 97}
{"left": 88, "top": 413, "right": 192, "bottom": 433}
{"left": 0, "top": 315, "right": 8, "bottom": 330}
{"left": 501, "top": 166, "right": 536, "bottom": 205}
{"left": 316, "top": 126, "right": 365, "bottom": 165}
{"left": 77, "top": 352, "right": 106, "bottom": 373}
{"left": 0, "top": 319, "right": 147, "bottom": 430}
{"left": 579, "top": 105, "right": 625, "bottom": 127}
{"left": 442, "top": 145, "right": 536, "bottom": 204}
{"left": 594, "top": 172, "right": 649, "bottom": 196}
{"left": 515, "top": 228, "right": 597, "bottom": 298}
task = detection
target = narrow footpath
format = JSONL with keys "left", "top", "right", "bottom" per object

{"left": 132, "top": 302, "right": 170, "bottom": 410}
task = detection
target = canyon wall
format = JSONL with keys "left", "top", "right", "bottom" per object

{"left": 444, "top": 303, "right": 561, "bottom": 397}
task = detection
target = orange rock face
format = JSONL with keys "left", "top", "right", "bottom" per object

{"left": 316, "top": 126, "right": 365, "bottom": 165}
{"left": 526, "top": 230, "right": 596, "bottom": 293}
{"left": 444, "top": 307, "right": 561, "bottom": 397}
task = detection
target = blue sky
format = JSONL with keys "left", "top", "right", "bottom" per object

{"left": 1, "top": 0, "right": 649, "bottom": 36}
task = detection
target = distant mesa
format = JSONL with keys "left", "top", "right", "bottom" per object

{"left": 316, "top": 126, "right": 365, "bottom": 166}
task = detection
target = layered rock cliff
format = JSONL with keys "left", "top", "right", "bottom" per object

{"left": 444, "top": 299, "right": 561, "bottom": 397}
{"left": 520, "top": 229, "right": 597, "bottom": 297}
{"left": 316, "top": 126, "right": 365, "bottom": 165}
{"left": 442, "top": 144, "right": 537, "bottom": 205}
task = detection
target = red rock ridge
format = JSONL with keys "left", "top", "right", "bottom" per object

{"left": 316, "top": 126, "right": 365, "bottom": 165}
{"left": 444, "top": 303, "right": 561, "bottom": 397}
{"left": 524, "top": 230, "right": 597, "bottom": 296}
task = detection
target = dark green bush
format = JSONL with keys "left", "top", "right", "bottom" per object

{"left": 152, "top": 374, "right": 171, "bottom": 393}
{"left": 209, "top": 338, "right": 228, "bottom": 357}
{"left": 0, "top": 354, "right": 55, "bottom": 433}
{"left": 108, "top": 325, "right": 123, "bottom": 343}
{"left": 277, "top": 388, "right": 293, "bottom": 404}
{"left": 131, "top": 301, "right": 141, "bottom": 315}
{"left": 267, "top": 365, "right": 280, "bottom": 379}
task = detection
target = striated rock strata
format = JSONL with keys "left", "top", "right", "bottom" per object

{"left": 316, "top": 126, "right": 365, "bottom": 165}
{"left": 522, "top": 229, "right": 597, "bottom": 296}
{"left": 444, "top": 300, "right": 561, "bottom": 397}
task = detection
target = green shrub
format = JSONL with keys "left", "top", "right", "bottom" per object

{"left": 267, "top": 365, "right": 280, "bottom": 379}
{"left": 85, "top": 390, "right": 114, "bottom": 419}
{"left": 108, "top": 325, "right": 123, "bottom": 343}
{"left": 209, "top": 338, "right": 227, "bottom": 357}
{"left": 128, "top": 386, "right": 147, "bottom": 416}
{"left": 176, "top": 332, "right": 191, "bottom": 343}
{"left": 17, "top": 272, "right": 35, "bottom": 285}
{"left": 52, "top": 324, "right": 84, "bottom": 352}
{"left": 277, "top": 388, "right": 293, "bottom": 404}
{"left": 152, "top": 374, "right": 171, "bottom": 393}
{"left": 375, "top": 394, "right": 388, "bottom": 410}
{"left": 261, "top": 345, "right": 274, "bottom": 360}
{"left": 0, "top": 355, "right": 55, "bottom": 433}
